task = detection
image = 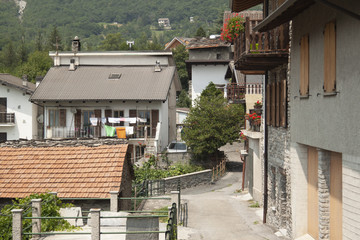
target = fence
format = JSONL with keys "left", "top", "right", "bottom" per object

{"left": 212, "top": 159, "right": 226, "bottom": 181}
{"left": 11, "top": 195, "right": 178, "bottom": 240}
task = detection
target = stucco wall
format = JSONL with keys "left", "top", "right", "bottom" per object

{"left": 191, "top": 64, "right": 229, "bottom": 103}
{"left": 0, "top": 85, "right": 34, "bottom": 140}
{"left": 290, "top": 2, "right": 360, "bottom": 156}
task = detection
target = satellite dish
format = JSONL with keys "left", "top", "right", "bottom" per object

{"left": 37, "top": 114, "right": 44, "bottom": 124}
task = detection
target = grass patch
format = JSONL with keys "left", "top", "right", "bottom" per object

{"left": 253, "top": 220, "right": 259, "bottom": 225}
{"left": 234, "top": 189, "right": 242, "bottom": 193}
{"left": 249, "top": 201, "right": 260, "bottom": 208}
{"left": 154, "top": 206, "right": 169, "bottom": 223}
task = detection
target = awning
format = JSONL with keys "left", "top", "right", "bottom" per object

{"left": 253, "top": 0, "right": 315, "bottom": 32}
{"left": 231, "top": 0, "right": 263, "bottom": 12}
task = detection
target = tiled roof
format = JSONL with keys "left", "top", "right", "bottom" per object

{"left": 0, "top": 73, "right": 36, "bottom": 93}
{"left": 30, "top": 66, "right": 176, "bottom": 101}
{"left": 0, "top": 144, "right": 128, "bottom": 199}
{"left": 186, "top": 38, "right": 231, "bottom": 50}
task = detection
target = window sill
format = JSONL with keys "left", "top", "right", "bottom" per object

{"left": 323, "top": 92, "right": 337, "bottom": 97}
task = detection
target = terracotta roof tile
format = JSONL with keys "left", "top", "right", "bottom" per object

{"left": 0, "top": 144, "right": 129, "bottom": 199}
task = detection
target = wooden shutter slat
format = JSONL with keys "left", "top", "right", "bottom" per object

{"left": 276, "top": 82, "right": 280, "bottom": 127}
{"left": 280, "top": 79, "right": 287, "bottom": 127}
{"left": 300, "top": 35, "right": 309, "bottom": 96}
{"left": 271, "top": 83, "right": 276, "bottom": 126}
{"left": 105, "top": 109, "right": 112, "bottom": 125}
{"left": 266, "top": 84, "right": 271, "bottom": 125}
{"left": 324, "top": 22, "right": 336, "bottom": 93}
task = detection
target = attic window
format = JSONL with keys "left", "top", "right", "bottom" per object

{"left": 108, "top": 73, "right": 122, "bottom": 80}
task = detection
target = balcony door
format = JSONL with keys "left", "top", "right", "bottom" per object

{"left": 0, "top": 98, "right": 6, "bottom": 123}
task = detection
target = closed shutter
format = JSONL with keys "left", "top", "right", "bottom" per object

{"left": 276, "top": 82, "right": 280, "bottom": 127}
{"left": 75, "top": 109, "right": 81, "bottom": 137}
{"left": 324, "top": 21, "right": 336, "bottom": 93}
{"left": 300, "top": 34, "right": 309, "bottom": 96}
{"left": 266, "top": 84, "right": 271, "bottom": 125}
{"left": 280, "top": 79, "right": 287, "bottom": 127}
{"left": 105, "top": 109, "right": 112, "bottom": 125}
{"left": 129, "top": 110, "right": 137, "bottom": 128}
{"left": 151, "top": 110, "right": 159, "bottom": 137}
{"left": 59, "top": 109, "right": 66, "bottom": 127}
{"left": 94, "top": 109, "right": 101, "bottom": 137}
{"left": 271, "top": 83, "right": 276, "bottom": 126}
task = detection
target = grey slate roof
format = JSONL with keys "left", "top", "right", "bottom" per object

{"left": 0, "top": 74, "right": 36, "bottom": 94}
{"left": 30, "top": 66, "right": 176, "bottom": 101}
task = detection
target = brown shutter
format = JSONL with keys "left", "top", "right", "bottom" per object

{"left": 75, "top": 109, "right": 81, "bottom": 137}
{"left": 105, "top": 109, "right": 112, "bottom": 124}
{"left": 94, "top": 109, "right": 102, "bottom": 137}
{"left": 266, "top": 84, "right": 271, "bottom": 125}
{"left": 324, "top": 21, "right": 336, "bottom": 93}
{"left": 60, "top": 109, "right": 66, "bottom": 127}
{"left": 276, "top": 82, "right": 280, "bottom": 127}
{"left": 151, "top": 110, "right": 159, "bottom": 137}
{"left": 280, "top": 79, "right": 287, "bottom": 127}
{"left": 129, "top": 110, "right": 137, "bottom": 128}
{"left": 300, "top": 34, "right": 309, "bottom": 96}
{"left": 271, "top": 83, "right": 276, "bottom": 126}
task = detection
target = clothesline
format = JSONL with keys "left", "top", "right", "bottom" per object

{"left": 89, "top": 117, "right": 147, "bottom": 126}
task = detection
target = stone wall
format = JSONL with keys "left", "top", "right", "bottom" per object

{"left": 163, "top": 170, "right": 212, "bottom": 193}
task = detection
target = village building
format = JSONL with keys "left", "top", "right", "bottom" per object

{"left": 0, "top": 74, "right": 41, "bottom": 141}
{"left": 30, "top": 39, "right": 182, "bottom": 161}
{"left": 0, "top": 138, "right": 132, "bottom": 211}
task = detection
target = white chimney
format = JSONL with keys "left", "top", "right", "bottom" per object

{"left": 22, "top": 75, "right": 28, "bottom": 87}
{"left": 69, "top": 59, "right": 76, "bottom": 71}
{"left": 155, "top": 60, "right": 162, "bottom": 72}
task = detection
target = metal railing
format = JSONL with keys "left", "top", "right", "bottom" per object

{"left": 0, "top": 112, "right": 15, "bottom": 124}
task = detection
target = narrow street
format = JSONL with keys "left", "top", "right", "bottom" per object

{"left": 178, "top": 142, "right": 284, "bottom": 240}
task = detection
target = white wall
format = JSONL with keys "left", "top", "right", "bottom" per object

{"left": 0, "top": 86, "right": 34, "bottom": 140}
{"left": 191, "top": 64, "right": 229, "bottom": 103}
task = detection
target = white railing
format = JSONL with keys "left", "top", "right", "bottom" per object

{"left": 246, "top": 83, "right": 263, "bottom": 94}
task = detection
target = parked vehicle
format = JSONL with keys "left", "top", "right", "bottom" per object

{"left": 167, "top": 141, "right": 187, "bottom": 153}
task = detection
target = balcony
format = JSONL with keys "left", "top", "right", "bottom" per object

{"left": 226, "top": 83, "right": 245, "bottom": 103}
{"left": 234, "top": 17, "right": 289, "bottom": 74}
{"left": 0, "top": 112, "right": 15, "bottom": 126}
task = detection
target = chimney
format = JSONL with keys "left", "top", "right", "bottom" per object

{"left": 22, "top": 75, "right": 28, "bottom": 87}
{"left": 72, "top": 36, "right": 81, "bottom": 53}
{"left": 35, "top": 76, "right": 43, "bottom": 88}
{"left": 69, "top": 59, "right": 76, "bottom": 71}
{"left": 155, "top": 60, "right": 162, "bottom": 72}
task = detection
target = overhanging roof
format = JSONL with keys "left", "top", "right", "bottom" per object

{"left": 231, "top": 0, "right": 263, "bottom": 12}
{"left": 30, "top": 66, "right": 177, "bottom": 102}
{"left": 254, "top": 0, "right": 315, "bottom": 32}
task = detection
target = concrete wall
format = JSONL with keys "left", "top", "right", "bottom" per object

{"left": 191, "top": 64, "right": 229, "bottom": 103}
{"left": 164, "top": 170, "right": 212, "bottom": 193}
{"left": 0, "top": 85, "right": 35, "bottom": 140}
{"left": 290, "top": 2, "right": 360, "bottom": 156}
{"left": 189, "top": 47, "right": 230, "bottom": 60}
{"left": 167, "top": 79, "right": 177, "bottom": 143}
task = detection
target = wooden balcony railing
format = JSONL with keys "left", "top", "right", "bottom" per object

{"left": 0, "top": 112, "right": 15, "bottom": 124}
{"left": 234, "top": 17, "right": 289, "bottom": 71}
{"left": 226, "top": 83, "right": 245, "bottom": 102}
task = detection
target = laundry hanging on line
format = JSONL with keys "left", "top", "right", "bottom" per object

{"left": 90, "top": 117, "right": 147, "bottom": 126}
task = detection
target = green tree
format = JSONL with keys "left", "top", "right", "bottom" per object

{"left": 195, "top": 27, "right": 206, "bottom": 37}
{"left": 172, "top": 45, "right": 189, "bottom": 90}
{"left": 16, "top": 51, "right": 52, "bottom": 83}
{"left": 47, "top": 26, "right": 63, "bottom": 51}
{"left": 99, "top": 32, "right": 128, "bottom": 50}
{"left": 182, "top": 82, "right": 244, "bottom": 157}
{"left": 2, "top": 40, "right": 17, "bottom": 70}
{"left": 177, "top": 90, "right": 191, "bottom": 108}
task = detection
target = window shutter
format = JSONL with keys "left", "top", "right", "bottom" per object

{"left": 94, "top": 109, "right": 102, "bottom": 137}
{"left": 280, "top": 79, "right": 287, "bottom": 127}
{"left": 266, "top": 84, "right": 271, "bottom": 125}
{"left": 300, "top": 34, "right": 309, "bottom": 96}
{"left": 276, "top": 82, "right": 280, "bottom": 127}
{"left": 271, "top": 83, "right": 276, "bottom": 126}
{"left": 151, "top": 110, "right": 159, "bottom": 137}
{"left": 59, "top": 109, "right": 66, "bottom": 127}
{"left": 105, "top": 109, "right": 112, "bottom": 124}
{"left": 324, "top": 21, "right": 336, "bottom": 93}
{"left": 129, "top": 110, "right": 137, "bottom": 118}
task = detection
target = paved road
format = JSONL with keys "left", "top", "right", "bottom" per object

{"left": 178, "top": 142, "right": 284, "bottom": 240}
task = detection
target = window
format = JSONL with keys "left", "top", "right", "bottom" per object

{"left": 48, "top": 109, "right": 66, "bottom": 127}
{"left": 300, "top": 34, "right": 309, "bottom": 96}
{"left": 129, "top": 109, "right": 159, "bottom": 138}
{"left": 0, "top": 132, "right": 7, "bottom": 142}
{"left": 324, "top": 21, "right": 336, "bottom": 93}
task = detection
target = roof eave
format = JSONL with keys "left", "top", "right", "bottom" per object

{"left": 231, "top": 0, "right": 263, "bottom": 12}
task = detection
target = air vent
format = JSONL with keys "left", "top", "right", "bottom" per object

{"left": 108, "top": 73, "right": 122, "bottom": 80}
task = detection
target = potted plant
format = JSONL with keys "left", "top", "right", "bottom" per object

{"left": 220, "top": 14, "right": 244, "bottom": 43}
{"left": 254, "top": 100, "right": 262, "bottom": 109}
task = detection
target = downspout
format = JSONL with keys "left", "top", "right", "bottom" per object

{"left": 263, "top": 72, "right": 269, "bottom": 224}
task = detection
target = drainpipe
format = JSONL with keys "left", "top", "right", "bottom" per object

{"left": 263, "top": 72, "right": 269, "bottom": 224}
